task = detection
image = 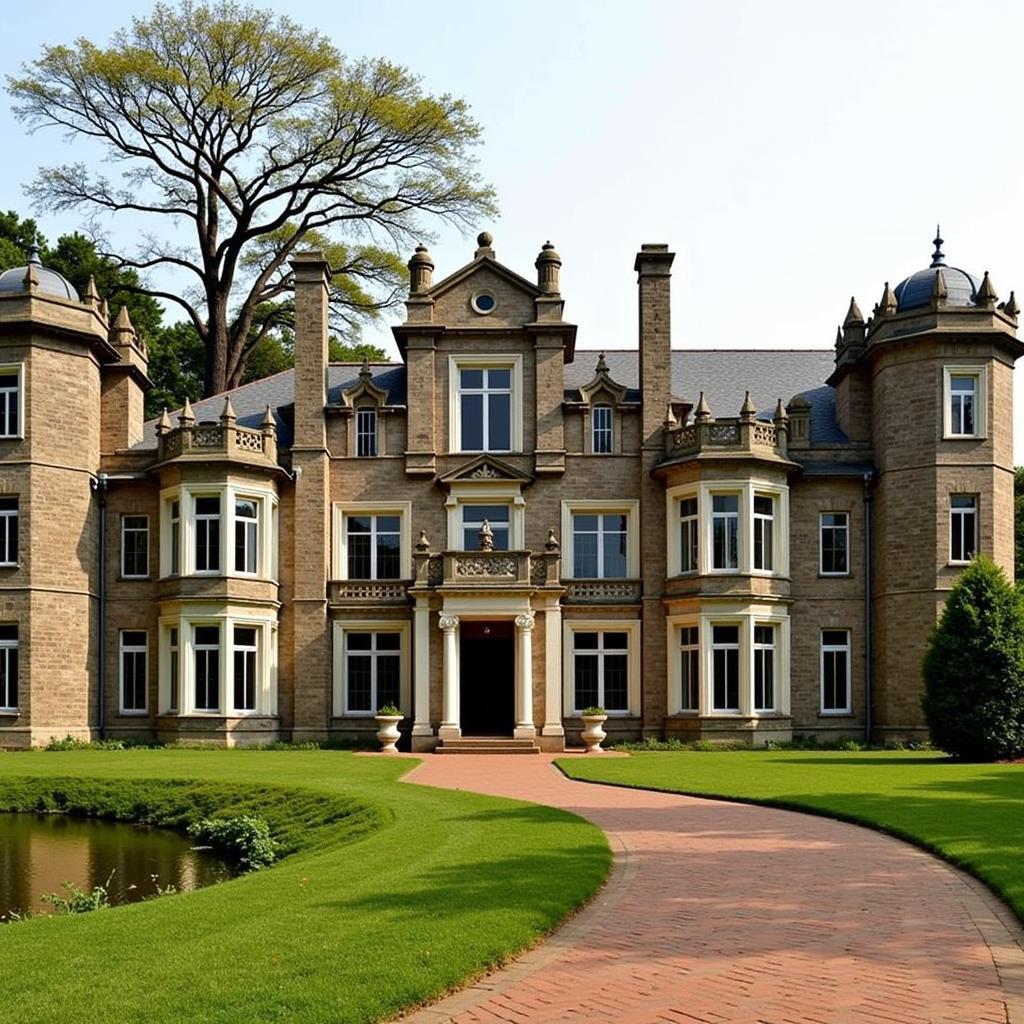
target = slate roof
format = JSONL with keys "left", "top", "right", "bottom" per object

{"left": 140, "top": 349, "right": 845, "bottom": 450}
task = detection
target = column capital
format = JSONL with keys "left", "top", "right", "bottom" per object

{"left": 438, "top": 614, "right": 460, "bottom": 633}
{"left": 514, "top": 612, "right": 536, "bottom": 631}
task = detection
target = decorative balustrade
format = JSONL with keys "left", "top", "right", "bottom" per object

{"left": 664, "top": 416, "right": 785, "bottom": 462}
{"left": 329, "top": 580, "right": 410, "bottom": 604}
{"left": 157, "top": 420, "right": 277, "bottom": 464}
{"left": 563, "top": 579, "right": 642, "bottom": 603}
{"left": 411, "top": 548, "right": 562, "bottom": 589}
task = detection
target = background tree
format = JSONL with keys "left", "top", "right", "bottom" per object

{"left": 922, "top": 556, "right": 1024, "bottom": 760}
{"left": 1015, "top": 467, "right": 1024, "bottom": 582}
{"left": 9, "top": 0, "right": 495, "bottom": 395}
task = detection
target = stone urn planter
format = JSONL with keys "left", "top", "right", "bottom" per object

{"left": 374, "top": 707, "right": 403, "bottom": 754}
{"left": 579, "top": 709, "right": 608, "bottom": 754}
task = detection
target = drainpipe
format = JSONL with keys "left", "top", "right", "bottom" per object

{"left": 91, "top": 473, "right": 108, "bottom": 739}
{"left": 862, "top": 471, "right": 874, "bottom": 746}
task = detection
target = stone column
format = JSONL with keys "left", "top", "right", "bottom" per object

{"left": 514, "top": 612, "right": 537, "bottom": 740}
{"left": 541, "top": 601, "right": 565, "bottom": 744}
{"left": 411, "top": 597, "right": 433, "bottom": 750}
{"left": 438, "top": 614, "right": 460, "bottom": 741}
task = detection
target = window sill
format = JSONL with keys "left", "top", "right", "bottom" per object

{"left": 0, "top": 563, "right": 20, "bottom": 570}
{"left": 948, "top": 561, "right": 973, "bottom": 568}
{"left": 116, "top": 711, "right": 149, "bottom": 717}
{"left": 0, "top": 708, "right": 19, "bottom": 715}
{"left": 571, "top": 711, "right": 633, "bottom": 718}
{"left": 818, "top": 572, "right": 852, "bottom": 579}
{"left": 118, "top": 576, "right": 152, "bottom": 583}
{"left": 818, "top": 711, "right": 854, "bottom": 718}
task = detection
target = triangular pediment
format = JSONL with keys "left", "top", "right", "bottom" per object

{"left": 428, "top": 256, "right": 541, "bottom": 302}
{"left": 438, "top": 454, "right": 534, "bottom": 486}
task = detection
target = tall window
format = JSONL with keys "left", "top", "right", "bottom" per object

{"left": 0, "top": 371, "right": 19, "bottom": 438}
{"left": 592, "top": 405, "right": 613, "bottom": 454}
{"left": 168, "top": 627, "right": 179, "bottom": 713}
{"left": 753, "top": 625, "right": 775, "bottom": 712}
{"left": 572, "top": 631, "right": 629, "bottom": 712}
{"left": 711, "top": 625, "right": 740, "bottom": 711}
{"left": 233, "top": 626, "right": 258, "bottom": 712}
{"left": 121, "top": 515, "right": 149, "bottom": 578}
{"left": 949, "top": 375, "right": 977, "bottom": 436}
{"left": 462, "top": 505, "right": 510, "bottom": 551}
{"left": 195, "top": 497, "right": 221, "bottom": 573}
{"left": 680, "top": 626, "right": 699, "bottom": 712}
{"left": 0, "top": 497, "right": 17, "bottom": 567}
{"left": 679, "top": 497, "right": 698, "bottom": 574}
{"left": 347, "top": 515, "right": 401, "bottom": 579}
{"left": 572, "top": 513, "right": 628, "bottom": 578}
{"left": 950, "top": 495, "right": 978, "bottom": 563}
{"left": 193, "top": 625, "right": 220, "bottom": 711}
{"left": 0, "top": 625, "right": 17, "bottom": 711}
{"left": 344, "top": 632, "right": 401, "bottom": 714}
{"left": 119, "top": 630, "right": 147, "bottom": 713}
{"left": 356, "top": 408, "right": 378, "bottom": 457}
{"left": 820, "top": 512, "right": 849, "bottom": 575}
{"left": 821, "top": 629, "right": 850, "bottom": 713}
{"left": 711, "top": 495, "right": 739, "bottom": 571}
{"left": 169, "top": 500, "right": 181, "bottom": 575}
{"left": 459, "top": 367, "right": 512, "bottom": 451}
{"left": 753, "top": 495, "right": 774, "bottom": 571}
{"left": 234, "top": 499, "right": 259, "bottom": 575}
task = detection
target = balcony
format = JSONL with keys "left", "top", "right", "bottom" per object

{"left": 662, "top": 393, "right": 791, "bottom": 467}
{"left": 411, "top": 546, "right": 562, "bottom": 591}
{"left": 563, "top": 579, "right": 642, "bottom": 604}
{"left": 329, "top": 579, "right": 411, "bottom": 607}
{"left": 155, "top": 398, "right": 278, "bottom": 468}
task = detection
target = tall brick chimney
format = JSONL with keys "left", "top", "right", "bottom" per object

{"left": 289, "top": 251, "right": 330, "bottom": 449}
{"left": 635, "top": 244, "right": 675, "bottom": 442}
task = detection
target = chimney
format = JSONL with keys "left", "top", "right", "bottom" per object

{"left": 635, "top": 244, "right": 675, "bottom": 443}
{"left": 289, "top": 250, "right": 331, "bottom": 449}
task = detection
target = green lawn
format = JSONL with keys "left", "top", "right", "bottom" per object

{"left": 559, "top": 750, "right": 1024, "bottom": 922}
{"left": 0, "top": 751, "right": 609, "bottom": 1024}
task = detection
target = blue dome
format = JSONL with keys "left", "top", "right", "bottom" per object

{"left": 0, "top": 245, "right": 78, "bottom": 302}
{"left": 893, "top": 230, "right": 979, "bottom": 312}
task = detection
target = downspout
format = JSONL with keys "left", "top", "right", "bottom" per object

{"left": 862, "top": 471, "right": 874, "bottom": 746}
{"left": 91, "top": 473, "right": 108, "bottom": 739}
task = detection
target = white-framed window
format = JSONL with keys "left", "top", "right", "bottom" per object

{"left": 592, "top": 404, "right": 613, "bottom": 454}
{"left": 679, "top": 625, "right": 699, "bottom": 712}
{"left": 194, "top": 496, "right": 221, "bottom": 573}
{"left": 0, "top": 625, "right": 18, "bottom": 711}
{"left": 234, "top": 498, "right": 259, "bottom": 575}
{"left": 711, "top": 494, "right": 740, "bottom": 571}
{"left": 711, "top": 624, "right": 740, "bottom": 712}
{"left": 232, "top": 625, "right": 259, "bottom": 713}
{"left": 821, "top": 629, "right": 851, "bottom": 714}
{"left": 943, "top": 366, "right": 986, "bottom": 439}
{"left": 572, "top": 512, "right": 628, "bottom": 578}
{"left": 0, "top": 365, "right": 23, "bottom": 439}
{"left": 820, "top": 512, "right": 849, "bottom": 576}
{"left": 347, "top": 514, "right": 401, "bottom": 578}
{"left": 193, "top": 624, "right": 221, "bottom": 712}
{"left": 679, "top": 496, "right": 698, "bottom": 574}
{"left": 449, "top": 355, "right": 523, "bottom": 453}
{"left": 571, "top": 630, "right": 629, "bottom": 713}
{"left": 121, "top": 515, "right": 149, "bottom": 578}
{"left": 753, "top": 624, "right": 776, "bottom": 712}
{"left": 332, "top": 621, "right": 410, "bottom": 717}
{"left": 169, "top": 499, "right": 181, "bottom": 575}
{"left": 167, "top": 626, "right": 179, "bottom": 713}
{"left": 119, "top": 630, "right": 148, "bottom": 714}
{"left": 0, "top": 497, "right": 17, "bottom": 567}
{"left": 462, "top": 503, "right": 510, "bottom": 551}
{"left": 753, "top": 495, "right": 774, "bottom": 572}
{"left": 950, "top": 495, "right": 978, "bottom": 564}
{"left": 356, "top": 407, "right": 378, "bottom": 457}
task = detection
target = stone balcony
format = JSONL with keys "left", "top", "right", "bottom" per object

{"left": 410, "top": 536, "right": 563, "bottom": 592}
{"left": 155, "top": 396, "right": 278, "bottom": 467}
{"left": 329, "top": 579, "right": 411, "bottom": 607}
{"left": 563, "top": 579, "right": 642, "bottom": 604}
{"left": 662, "top": 392, "right": 791, "bottom": 466}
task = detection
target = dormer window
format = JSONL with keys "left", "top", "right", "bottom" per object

{"left": 592, "top": 405, "right": 613, "bottom": 454}
{"left": 356, "top": 407, "right": 378, "bottom": 457}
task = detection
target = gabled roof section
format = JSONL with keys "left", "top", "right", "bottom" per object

{"left": 335, "top": 360, "right": 391, "bottom": 408}
{"left": 438, "top": 454, "right": 534, "bottom": 486}
{"left": 427, "top": 254, "right": 541, "bottom": 303}
{"left": 576, "top": 352, "right": 630, "bottom": 405}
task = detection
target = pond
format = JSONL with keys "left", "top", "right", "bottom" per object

{"left": 0, "top": 813, "right": 231, "bottom": 920}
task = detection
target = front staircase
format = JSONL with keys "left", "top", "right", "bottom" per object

{"left": 436, "top": 736, "right": 540, "bottom": 755}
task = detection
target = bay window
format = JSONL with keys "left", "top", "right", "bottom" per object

{"left": 193, "top": 625, "right": 220, "bottom": 711}
{"left": 194, "top": 497, "right": 221, "bottom": 573}
{"left": 753, "top": 495, "right": 774, "bottom": 572}
{"left": 711, "top": 625, "right": 740, "bottom": 711}
{"left": 679, "top": 625, "right": 699, "bottom": 712}
{"left": 234, "top": 499, "right": 259, "bottom": 575}
{"left": 233, "top": 626, "right": 258, "bottom": 712}
{"left": 753, "top": 625, "right": 775, "bottom": 712}
{"left": 679, "top": 497, "right": 698, "bottom": 574}
{"left": 711, "top": 495, "right": 740, "bottom": 571}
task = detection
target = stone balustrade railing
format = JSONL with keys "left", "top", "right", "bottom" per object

{"left": 664, "top": 416, "right": 786, "bottom": 462}
{"left": 157, "top": 421, "right": 277, "bottom": 464}
{"left": 563, "top": 579, "right": 642, "bottom": 603}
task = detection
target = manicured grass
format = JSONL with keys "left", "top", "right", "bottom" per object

{"left": 0, "top": 751, "right": 610, "bottom": 1023}
{"left": 559, "top": 750, "right": 1024, "bottom": 922}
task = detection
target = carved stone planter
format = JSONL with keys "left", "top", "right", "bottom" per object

{"left": 580, "top": 714, "right": 608, "bottom": 754}
{"left": 374, "top": 714, "right": 403, "bottom": 754}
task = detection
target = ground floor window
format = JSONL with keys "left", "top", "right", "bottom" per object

{"left": 950, "top": 495, "right": 977, "bottom": 564}
{"left": 821, "top": 629, "right": 851, "bottom": 713}
{"left": 753, "top": 624, "right": 775, "bottom": 712}
{"left": 193, "top": 625, "right": 220, "bottom": 711}
{"left": 0, "top": 625, "right": 17, "bottom": 711}
{"left": 233, "top": 626, "right": 258, "bottom": 712}
{"left": 343, "top": 631, "right": 401, "bottom": 714}
{"left": 572, "top": 630, "right": 629, "bottom": 712}
{"left": 119, "top": 630, "right": 148, "bottom": 713}
{"left": 168, "top": 627, "right": 179, "bottom": 712}
{"left": 711, "top": 625, "right": 740, "bottom": 711}
{"left": 679, "top": 625, "right": 699, "bottom": 711}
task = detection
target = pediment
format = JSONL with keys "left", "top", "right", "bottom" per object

{"left": 429, "top": 256, "right": 540, "bottom": 302}
{"left": 339, "top": 361, "right": 389, "bottom": 408}
{"left": 438, "top": 454, "right": 534, "bottom": 486}
{"left": 578, "top": 353, "right": 629, "bottom": 405}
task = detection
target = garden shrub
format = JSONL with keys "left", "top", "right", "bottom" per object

{"left": 923, "top": 556, "right": 1024, "bottom": 760}
{"left": 188, "top": 815, "right": 277, "bottom": 871}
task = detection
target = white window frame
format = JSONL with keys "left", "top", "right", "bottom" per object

{"left": 169, "top": 499, "right": 181, "bottom": 575}
{"left": 332, "top": 620, "right": 410, "bottom": 718}
{"left": 819, "top": 511, "right": 850, "bottom": 576}
{"left": 332, "top": 502, "right": 412, "bottom": 580}
{"left": 560, "top": 500, "right": 640, "bottom": 579}
{"left": 710, "top": 621, "right": 741, "bottom": 713}
{"left": 0, "top": 497, "right": 18, "bottom": 567}
{"left": 949, "top": 494, "right": 978, "bottom": 565}
{"left": 678, "top": 495, "right": 698, "bottom": 575}
{"left": 356, "top": 407, "right": 378, "bottom": 457}
{"left": 231, "top": 623, "right": 260, "bottom": 714}
{"left": 118, "top": 629, "right": 148, "bottom": 715}
{"left": 233, "top": 496, "right": 260, "bottom": 576}
{"left": 820, "top": 629, "right": 852, "bottom": 714}
{"left": 678, "top": 622, "right": 700, "bottom": 713}
{"left": 752, "top": 493, "right": 775, "bottom": 573}
{"left": 562, "top": 619, "right": 641, "bottom": 717}
{"left": 591, "top": 404, "right": 613, "bottom": 454}
{"left": 191, "top": 621, "right": 222, "bottom": 713}
{"left": 448, "top": 354, "right": 524, "bottom": 453}
{"left": 0, "top": 627, "right": 18, "bottom": 711}
{"left": 753, "top": 623, "right": 776, "bottom": 713}
{"left": 0, "top": 363, "right": 24, "bottom": 440}
{"left": 121, "top": 514, "right": 150, "bottom": 579}
{"left": 942, "top": 365, "right": 987, "bottom": 440}
{"left": 167, "top": 625, "right": 179, "bottom": 713}
{"left": 193, "top": 494, "right": 222, "bottom": 575}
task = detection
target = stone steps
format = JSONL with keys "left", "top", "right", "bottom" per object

{"left": 437, "top": 737, "right": 540, "bottom": 755}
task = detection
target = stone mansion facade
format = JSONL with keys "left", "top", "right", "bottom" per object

{"left": 0, "top": 231, "right": 1017, "bottom": 749}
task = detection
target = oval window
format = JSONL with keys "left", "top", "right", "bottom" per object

{"left": 471, "top": 292, "right": 497, "bottom": 315}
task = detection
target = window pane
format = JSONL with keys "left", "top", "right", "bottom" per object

{"left": 376, "top": 633, "right": 401, "bottom": 651}
{"left": 574, "top": 514, "right": 598, "bottom": 532}
{"left": 376, "top": 655, "right": 401, "bottom": 709}
{"left": 712, "top": 495, "right": 738, "bottom": 514}
{"left": 574, "top": 533, "right": 598, "bottom": 577}
{"left": 195, "top": 625, "right": 220, "bottom": 646}
{"left": 0, "top": 624, "right": 18, "bottom": 642}
{"left": 680, "top": 498, "right": 697, "bottom": 518}
{"left": 376, "top": 535, "right": 401, "bottom": 579}
{"left": 488, "top": 393, "right": 511, "bottom": 450}
{"left": 196, "top": 496, "right": 220, "bottom": 515}
{"left": 574, "top": 654, "right": 599, "bottom": 709}
{"left": 460, "top": 368, "right": 483, "bottom": 389}
{"left": 347, "top": 632, "right": 373, "bottom": 650}
{"left": 488, "top": 369, "right": 511, "bottom": 389}
{"left": 348, "top": 534, "right": 372, "bottom": 579}
{"left": 822, "top": 630, "right": 849, "bottom": 647}
{"left": 574, "top": 632, "right": 599, "bottom": 650}
{"left": 602, "top": 531, "right": 628, "bottom": 577}
{"left": 603, "top": 632, "right": 629, "bottom": 650}
{"left": 461, "top": 393, "right": 484, "bottom": 450}
{"left": 346, "top": 655, "right": 372, "bottom": 711}
{"left": 754, "top": 496, "right": 773, "bottom": 516}
{"left": 604, "top": 654, "right": 629, "bottom": 710}
{"left": 713, "top": 625, "right": 739, "bottom": 644}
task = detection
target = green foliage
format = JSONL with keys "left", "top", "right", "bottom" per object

{"left": 580, "top": 706, "right": 606, "bottom": 717}
{"left": 42, "top": 874, "right": 113, "bottom": 915}
{"left": 145, "top": 321, "right": 206, "bottom": 416}
{"left": 922, "top": 555, "right": 1024, "bottom": 760}
{"left": 376, "top": 703, "right": 401, "bottom": 716}
{"left": 188, "top": 814, "right": 277, "bottom": 871}
{"left": 45, "top": 735, "right": 131, "bottom": 751}
{"left": 1015, "top": 467, "right": 1024, "bottom": 582}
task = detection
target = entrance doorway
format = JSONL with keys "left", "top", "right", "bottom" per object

{"left": 460, "top": 621, "right": 515, "bottom": 736}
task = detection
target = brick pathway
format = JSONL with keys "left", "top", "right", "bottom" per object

{"left": 399, "top": 754, "right": 1024, "bottom": 1024}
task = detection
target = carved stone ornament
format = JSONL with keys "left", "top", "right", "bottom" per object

{"left": 545, "top": 528, "right": 560, "bottom": 553}
{"left": 415, "top": 529, "right": 431, "bottom": 553}
{"left": 479, "top": 519, "right": 495, "bottom": 551}
{"left": 469, "top": 463, "right": 501, "bottom": 479}
{"left": 438, "top": 614, "right": 460, "bottom": 633}
{"left": 514, "top": 612, "right": 536, "bottom": 631}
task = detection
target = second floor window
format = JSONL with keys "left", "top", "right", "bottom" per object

{"left": 950, "top": 495, "right": 978, "bottom": 564}
{"left": 753, "top": 495, "right": 774, "bottom": 572}
{"left": 122, "top": 515, "right": 149, "bottom": 578}
{"left": 820, "top": 512, "right": 849, "bottom": 575}
{"left": 679, "top": 497, "right": 698, "bottom": 573}
{"left": 459, "top": 367, "right": 511, "bottom": 451}
{"left": 169, "top": 500, "right": 181, "bottom": 574}
{"left": 356, "top": 408, "right": 378, "bottom": 457}
{"left": 0, "top": 371, "right": 19, "bottom": 438}
{"left": 347, "top": 515, "right": 401, "bottom": 579}
{"left": 234, "top": 499, "right": 259, "bottom": 575}
{"left": 0, "top": 497, "right": 17, "bottom": 567}
{"left": 592, "top": 405, "right": 613, "bottom": 454}
{"left": 949, "top": 375, "right": 977, "bottom": 436}
{"left": 711, "top": 495, "right": 740, "bottom": 571}
{"left": 572, "top": 513, "right": 627, "bottom": 578}
{"left": 195, "top": 497, "right": 221, "bottom": 573}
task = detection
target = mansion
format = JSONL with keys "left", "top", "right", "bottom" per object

{"left": 0, "top": 231, "right": 1018, "bottom": 749}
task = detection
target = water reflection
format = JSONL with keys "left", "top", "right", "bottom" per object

{"left": 0, "top": 813, "right": 230, "bottom": 920}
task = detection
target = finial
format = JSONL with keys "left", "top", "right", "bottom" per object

{"left": 1004, "top": 291, "right": 1019, "bottom": 318}
{"left": 930, "top": 225, "right": 946, "bottom": 268}
{"left": 261, "top": 404, "right": 276, "bottom": 431}
{"left": 740, "top": 390, "right": 757, "bottom": 420}
{"left": 596, "top": 352, "right": 609, "bottom": 374}
{"left": 83, "top": 275, "right": 100, "bottom": 308}
{"left": 535, "top": 240, "right": 562, "bottom": 295}
{"left": 844, "top": 297, "right": 864, "bottom": 326}
{"left": 545, "top": 528, "right": 560, "bottom": 553}
{"left": 407, "top": 244, "right": 434, "bottom": 294}
{"left": 27, "top": 237, "right": 42, "bottom": 267}
{"left": 359, "top": 358, "right": 372, "bottom": 380}
{"left": 474, "top": 231, "right": 495, "bottom": 259}
{"left": 835, "top": 326, "right": 844, "bottom": 349}
{"left": 156, "top": 407, "right": 172, "bottom": 435}
{"left": 663, "top": 402, "right": 677, "bottom": 428}
{"left": 99, "top": 297, "right": 109, "bottom": 321}
{"left": 114, "top": 304, "right": 134, "bottom": 332}
{"left": 976, "top": 270, "right": 998, "bottom": 308}
{"left": 179, "top": 396, "right": 195, "bottom": 425}
{"left": 879, "top": 281, "right": 898, "bottom": 315}
{"left": 415, "top": 529, "right": 431, "bottom": 553}
{"left": 773, "top": 398, "right": 788, "bottom": 422}
{"left": 694, "top": 391, "right": 711, "bottom": 422}
{"left": 220, "top": 395, "right": 236, "bottom": 422}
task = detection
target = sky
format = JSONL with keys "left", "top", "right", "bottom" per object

{"left": 2, "top": 0, "right": 1024, "bottom": 456}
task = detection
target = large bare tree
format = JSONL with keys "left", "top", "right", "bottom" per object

{"left": 9, "top": 1, "right": 496, "bottom": 393}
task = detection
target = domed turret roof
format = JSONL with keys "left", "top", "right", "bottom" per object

{"left": 893, "top": 229, "right": 979, "bottom": 311}
{"left": 0, "top": 243, "right": 79, "bottom": 301}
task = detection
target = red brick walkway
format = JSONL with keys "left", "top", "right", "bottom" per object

{"left": 399, "top": 754, "right": 1024, "bottom": 1024}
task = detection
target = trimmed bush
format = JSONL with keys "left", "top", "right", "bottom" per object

{"left": 188, "top": 815, "right": 277, "bottom": 871}
{"left": 923, "top": 556, "right": 1024, "bottom": 760}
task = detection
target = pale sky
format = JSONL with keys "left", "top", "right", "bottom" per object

{"left": 3, "top": 0, "right": 1024, "bottom": 457}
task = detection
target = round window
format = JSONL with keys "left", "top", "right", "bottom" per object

{"left": 471, "top": 291, "right": 497, "bottom": 315}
